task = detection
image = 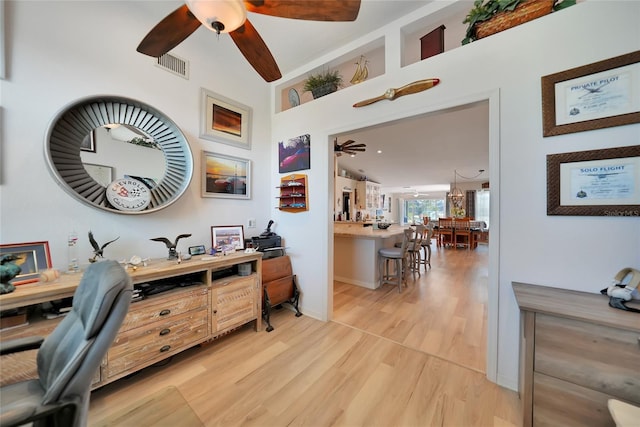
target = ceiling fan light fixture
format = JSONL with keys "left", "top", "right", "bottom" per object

{"left": 186, "top": 0, "right": 247, "bottom": 34}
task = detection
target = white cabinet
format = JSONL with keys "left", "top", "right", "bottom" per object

{"left": 356, "top": 181, "right": 381, "bottom": 210}
{"left": 335, "top": 176, "right": 356, "bottom": 213}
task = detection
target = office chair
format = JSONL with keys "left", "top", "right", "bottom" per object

{"left": 0, "top": 260, "right": 132, "bottom": 427}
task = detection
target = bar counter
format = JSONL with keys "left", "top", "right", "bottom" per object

{"left": 333, "top": 222, "right": 406, "bottom": 289}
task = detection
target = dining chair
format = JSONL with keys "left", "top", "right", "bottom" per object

{"left": 438, "top": 217, "right": 455, "bottom": 248}
{"left": 454, "top": 217, "right": 473, "bottom": 250}
{"left": 406, "top": 224, "right": 425, "bottom": 277}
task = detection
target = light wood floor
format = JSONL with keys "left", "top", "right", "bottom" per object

{"left": 89, "top": 244, "right": 522, "bottom": 426}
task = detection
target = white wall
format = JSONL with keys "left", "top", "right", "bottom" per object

{"left": 1, "top": 1, "right": 273, "bottom": 268}
{"left": 270, "top": 0, "right": 640, "bottom": 391}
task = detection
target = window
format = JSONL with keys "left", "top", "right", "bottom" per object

{"left": 475, "top": 190, "right": 490, "bottom": 228}
{"left": 403, "top": 198, "right": 446, "bottom": 224}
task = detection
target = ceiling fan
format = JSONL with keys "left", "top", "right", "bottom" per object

{"left": 334, "top": 138, "right": 366, "bottom": 157}
{"left": 137, "top": 0, "right": 362, "bottom": 82}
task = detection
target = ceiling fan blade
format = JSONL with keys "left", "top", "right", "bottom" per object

{"left": 342, "top": 143, "right": 366, "bottom": 149}
{"left": 245, "top": 0, "right": 361, "bottom": 21}
{"left": 230, "top": 18, "right": 282, "bottom": 82}
{"left": 137, "top": 5, "right": 202, "bottom": 57}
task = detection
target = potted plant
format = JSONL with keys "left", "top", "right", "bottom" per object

{"left": 303, "top": 69, "right": 343, "bottom": 99}
{"left": 462, "top": 0, "right": 576, "bottom": 45}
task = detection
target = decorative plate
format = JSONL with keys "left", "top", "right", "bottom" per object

{"left": 106, "top": 178, "right": 151, "bottom": 212}
{"left": 288, "top": 88, "right": 300, "bottom": 107}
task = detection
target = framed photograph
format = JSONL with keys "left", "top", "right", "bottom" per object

{"left": 542, "top": 50, "right": 640, "bottom": 137}
{"left": 279, "top": 133, "right": 310, "bottom": 173}
{"left": 211, "top": 225, "right": 245, "bottom": 252}
{"left": 188, "top": 245, "right": 206, "bottom": 255}
{"left": 0, "top": 241, "right": 52, "bottom": 285}
{"left": 85, "top": 163, "right": 113, "bottom": 187}
{"left": 80, "top": 129, "right": 96, "bottom": 152}
{"left": 547, "top": 145, "right": 640, "bottom": 216}
{"left": 201, "top": 151, "right": 251, "bottom": 199}
{"left": 200, "top": 88, "right": 252, "bottom": 149}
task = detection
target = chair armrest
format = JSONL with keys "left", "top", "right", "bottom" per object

{"left": 0, "top": 336, "right": 44, "bottom": 355}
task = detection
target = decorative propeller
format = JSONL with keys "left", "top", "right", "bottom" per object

{"left": 334, "top": 138, "right": 366, "bottom": 157}
{"left": 353, "top": 78, "right": 440, "bottom": 108}
{"left": 137, "top": 0, "right": 362, "bottom": 82}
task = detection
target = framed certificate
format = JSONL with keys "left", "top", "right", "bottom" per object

{"left": 547, "top": 145, "right": 640, "bottom": 216}
{"left": 542, "top": 50, "right": 640, "bottom": 137}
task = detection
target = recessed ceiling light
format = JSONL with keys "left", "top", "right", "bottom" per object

{"left": 377, "top": 150, "right": 382, "bottom": 154}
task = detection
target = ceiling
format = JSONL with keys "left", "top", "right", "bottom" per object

{"left": 134, "top": 1, "right": 488, "bottom": 196}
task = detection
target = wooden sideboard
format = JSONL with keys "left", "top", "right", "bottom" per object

{"left": 0, "top": 252, "right": 262, "bottom": 389}
{"left": 512, "top": 282, "right": 640, "bottom": 427}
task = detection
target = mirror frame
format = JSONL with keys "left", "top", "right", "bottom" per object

{"left": 45, "top": 95, "right": 193, "bottom": 214}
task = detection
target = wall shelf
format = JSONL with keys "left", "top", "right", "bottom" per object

{"left": 277, "top": 174, "right": 308, "bottom": 212}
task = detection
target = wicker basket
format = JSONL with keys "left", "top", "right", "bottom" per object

{"left": 475, "top": 0, "right": 554, "bottom": 39}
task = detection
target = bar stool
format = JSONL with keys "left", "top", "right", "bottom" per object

{"left": 420, "top": 225, "right": 433, "bottom": 270}
{"left": 378, "top": 229, "right": 413, "bottom": 292}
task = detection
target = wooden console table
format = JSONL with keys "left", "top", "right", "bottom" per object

{"left": 513, "top": 282, "right": 640, "bottom": 427}
{"left": 0, "top": 252, "right": 262, "bottom": 389}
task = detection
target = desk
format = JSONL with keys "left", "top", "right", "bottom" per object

{"left": 334, "top": 223, "right": 406, "bottom": 289}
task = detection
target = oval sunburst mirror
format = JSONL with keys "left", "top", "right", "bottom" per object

{"left": 45, "top": 95, "right": 193, "bottom": 214}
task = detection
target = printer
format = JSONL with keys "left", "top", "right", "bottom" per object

{"left": 251, "top": 220, "right": 284, "bottom": 259}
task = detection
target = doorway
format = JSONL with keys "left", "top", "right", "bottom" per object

{"left": 329, "top": 92, "right": 499, "bottom": 381}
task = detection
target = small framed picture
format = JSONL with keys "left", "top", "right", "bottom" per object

{"left": 211, "top": 225, "right": 245, "bottom": 252}
{"left": 0, "top": 241, "right": 52, "bottom": 285}
{"left": 80, "top": 129, "right": 96, "bottom": 152}
{"left": 188, "top": 245, "right": 206, "bottom": 255}
{"left": 200, "top": 88, "right": 252, "bottom": 150}
{"left": 201, "top": 151, "right": 251, "bottom": 199}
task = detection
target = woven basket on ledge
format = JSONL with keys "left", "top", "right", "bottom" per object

{"left": 475, "top": 0, "right": 554, "bottom": 39}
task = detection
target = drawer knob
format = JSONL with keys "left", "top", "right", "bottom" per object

{"left": 159, "top": 309, "right": 171, "bottom": 316}
{"left": 213, "top": 310, "right": 217, "bottom": 314}
{"left": 160, "top": 345, "right": 171, "bottom": 353}
{"left": 159, "top": 328, "right": 171, "bottom": 336}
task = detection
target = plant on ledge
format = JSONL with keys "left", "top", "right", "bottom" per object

{"left": 462, "top": 0, "right": 576, "bottom": 45}
{"left": 303, "top": 69, "right": 344, "bottom": 99}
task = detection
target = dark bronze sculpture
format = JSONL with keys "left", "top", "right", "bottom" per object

{"left": 88, "top": 231, "right": 120, "bottom": 263}
{"left": 150, "top": 234, "right": 192, "bottom": 260}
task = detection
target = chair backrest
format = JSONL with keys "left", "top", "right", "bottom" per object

{"left": 399, "top": 228, "right": 414, "bottom": 256}
{"left": 410, "top": 224, "right": 426, "bottom": 251}
{"left": 37, "top": 260, "right": 132, "bottom": 423}
{"left": 454, "top": 218, "right": 471, "bottom": 231}
{"left": 439, "top": 217, "right": 454, "bottom": 229}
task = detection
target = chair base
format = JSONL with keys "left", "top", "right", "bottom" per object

{"left": 378, "top": 256, "right": 406, "bottom": 293}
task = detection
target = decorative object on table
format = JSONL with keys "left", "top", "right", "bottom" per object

{"left": 0, "top": 241, "right": 52, "bottom": 286}
{"left": 541, "top": 50, "right": 640, "bottom": 137}
{"left": 353, "top": 78, "right": 440, "bottom": 108}
{"left": 88, "top": 231, "right": 120, "bottom": 263}
{"left": 0, "top": 254, "right": 22, "bottom": 294}
{"left": 39, "top": 268, "right": 61, "bottom": 282}
{"left": 600, "top": 268, "right": 640, "bottom": 313}
{"left": 211, "top": 226, "right": 245, "bottom": 252}
{"left": 136, "top": 1, "right": 361, "bottom": 82}
{"left": 279, "top": 134, "right": 310, "bottom": 173}
{"left": 547, "top": 145, "right": 640, "bottom": 217}
{"left": 199, "top": 88, "right": 252, "bottom": 149}
{"left": 303, "top": 68, "right": 343, "bottom": 99}
{"left": 201, "top": 151, "right": 251, "bottom": 199}
{"left": 334, "top": 138, "right": 366, "bottom": 157}
{"left": 376, "top": 222, "right": 391, "bottom": 230}
{"left": 150, "top": 234, "right": 192, "bottom": 259}
{"left": 461, "top": 0, "right": 575, "bottom": 45}
{"left": 350, "top": 55, "right": 369, "bottom": 85}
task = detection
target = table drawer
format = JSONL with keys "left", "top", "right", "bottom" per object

{"left": 107, "top": 307, "right": 208, "bottom": 377}
{"left": 120, "top": 286, "right": 208, "bottom": 332}
{"left": 534, "top": 313, "right": 640, "bottom": 403}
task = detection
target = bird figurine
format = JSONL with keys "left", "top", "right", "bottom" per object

{"left": 88, "top": 231, "right": 120, "bottom": 263}
{"left": 150, "top": 234, "right": 192, "bottom": 260}
{"left": 1, "top": 254, "right": 22, "bottom": 294}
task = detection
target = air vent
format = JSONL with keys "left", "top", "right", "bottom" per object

{"left": 155, "top": 53, "right": 189, "bottom": 79}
